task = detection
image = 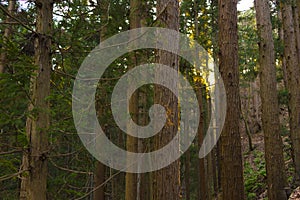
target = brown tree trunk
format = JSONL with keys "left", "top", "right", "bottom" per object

{"left": 19, "top": 1, "right": 53, "bottom": 199}
{"left": 197, "top": 83, "right": 208, "bottom": 200}
{"left": 194, "top": 1, "right": 209, "bottom": 198}
{"left": 0, "top": 0, "right": 15, "bottom": 73}
{"left": 293, "top": 4, "right": 300, "bottom": 62}
{"left": 94, "top": 1, "right": 109, "bottom": 199}
{"left": 255, "top": 0, "right": 288, "bottom": 199}
{"left": 218, "top": 0, "right": 245, "bottom": 199}
{"left": 125, "top": 0, "right": 145, "bottom": 199}
{"left": 152, "top": 0, "right": 180, "bottom": 200}
{"left": 280, "top": 0, "right": 300, "bottom": 183}
{"left": 185, "top": 146, "right": 190, "bottom": 200}
{"left": 94, "top": 160, "right": 105, "bottom": 200}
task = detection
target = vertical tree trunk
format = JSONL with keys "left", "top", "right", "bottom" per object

{"left": 184, "top": 115, "right": 190, "bottom": 200}
{"left": 19, "top": 1, "right": 53, "bottom": 199}
{"left": 184, "top": 145, "right": 190, "bottom": 200}
{"left": 94, "top": 1, "right": 109, "bottom": 199}
{"left": 152, "top": 0, "right": 180, "bottom": 199}
{"left": 197, "top": 83, "right": 208, "bottom": 200}
{"left": 210, "top": 0, "right": 220, "bottom": 197}
{"left": 218, "top": 0, "right": 245, "bottom": 199}
{"left": 125, "top": 0, "right": 145, "bottom": 199}
{"left": 280, "top": 0, "right": 300, "bottom": 183}
{"left": 255, "top": 0, "right": 288, "bottom": 199}
{"left": 293, "top": 4, "right": 300, "bottom": 61}
{"left": 0, "top": 0, "right": 15, "bottom": 73}
{"left": 298, "top": 0, "right": 300, "bottom": 27}
{"left": 194, "top": 1, "right": 209, "bottom": 199}
{"left": 94, "top": 160, "right": 105, "bottom": 200}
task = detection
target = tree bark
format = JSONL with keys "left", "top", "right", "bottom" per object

{"left": 152, "top": 0, "right": 180, "bottom": 199}
{"left": 0, "top": 0, "right": 15, "bottom": 73}
{"left": 280, "top": 0, "right": 300, "bottom": 183}
{"left": 93, "top": 1, "right": 109, "bottom": 199}
{"left": 218, "top": 0, "right": 245, "bottom": 199}
{"left": 292, "top": 4, "right": 300, "bottom": 62}
{"left": 19, "top": 1, "right": 53, "bottom": 199}
{"left": 196, "top": 83, "right": 208, "bottom": 200}
{"left": 255, "top": 0, "right": 288, "bottom": 199}
{"left": 94, "top": 160, "right": 105, "bottom": 200}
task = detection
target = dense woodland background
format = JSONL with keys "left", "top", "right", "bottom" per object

{"left": 0, "top": 0, "right": 300, "bottom": 199}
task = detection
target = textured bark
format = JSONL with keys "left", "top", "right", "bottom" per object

{"left": 281, "top": 0, "right": 300, "bottom": 182}
{"left": 19, "top": 1, "right": 53, "bottom": 199}
{"left": 298, "top": 0, "right": 300, "bottom": 27}
{"left": 293, "top": 4, "right": 300, "bottom": 62}
{"left": 255, "top": 0, "right": 288, "bottom": 199}
{"left": 152, "top": 0, "right": 180, "bottom": 199}
{"left": 124, "top": 0, "right": 144, "bottom": 199}
{"left": 218, "top": 0, "right": 245, "bottom": 199}
{"left": 197, "top": 83, "right": 208, "bottom": 200}
{"left": 0, "top": 0, "right": 15, "bottom": 73}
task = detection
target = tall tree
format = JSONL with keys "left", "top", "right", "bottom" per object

{"left": 194, "top": 1, "right": 208, "bottom": 198}
{"left": 196, "top": 82, "right": 208, "bottom": 200}
{"left": 292, "top": 3, "right": 300, "bottom": 61}
{"left": 0, "top": 0, "right": 15, "bottom": 73}
{"left": 255, "top": 0, "right": 288, "bottom": 199}
{"left": 19, "top": 0, "right": 53, "bottom": 199}
{"left": 218, "top": 0, "right": 245, "bottom": 199}
{"left": 152, "top": 0, "right": 180, "bottom": 199}
{"left": 124, "top": 0, "right": 143, "bottom": 199}
{"left": 93, "top": 1, "right": 109, "bottom": 200}
{"left": 280, "top": 0, "right": 300, "bottom": 182}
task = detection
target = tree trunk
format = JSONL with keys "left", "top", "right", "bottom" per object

{"left": 94, "top": 160, "right": 105, "bottom": 200}
{"left": 152, "top": 0, "right": 180, "bottom": 200}
{"left": 185, "top": 146, "right": 190, "bottom": 200}
{"left": 293, "top": 4, "right": 300, "bottom": 62}
{"left": 255, "top": 0, "right": 288, "bottom": 199}
{"left": 197, "top": 83, "right": 208, "bottom": 200}
{"left": 184, "top": 113, "right": 190, "bottom": 200}
{"left": 218, "top": 0, "right": 245, "bottom": 199}
{"left": 94, "top": 1, "right": 109, "bottom": 199}
{"left": 124, "top": 0, "right": 145, "bottom": 200}
{"left": 0, "top": 0, "right": 15, "bottom": 73}
{"left": 19, "top": 1, "right": 53, "bottom": 199}
{"left": 280, "top": 0, "right": 300, "bottom": 183}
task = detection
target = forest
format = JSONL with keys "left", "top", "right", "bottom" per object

{"left": 0, "top": 0, "right": 300, "bottom": 199}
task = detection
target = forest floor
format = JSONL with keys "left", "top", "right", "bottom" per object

{"left": 240, "top": 117, "right": 298, "bottom": 200}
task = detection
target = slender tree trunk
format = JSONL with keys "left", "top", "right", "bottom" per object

{"left": 280, "top": 0, "right": 300, "bottom": 183}
{"left": 94, "top": 160, "right": 105, "bottom": 200}
{"left": 185, "top": 144, "right": 190, "bottom": 200}
{"left": 210, "top": 0, "right": 220, "bottom": 197}
{"left": 94, "top": 1, "right": 109, "bottom": 199}
{"left": 125, "top": 0, "right": 146, "bottom": 199}
{"left": 193, "top": 1, "right": 208, "bottom": 198}
{"left": 218, "top": 0, "right": 245, "bottom": 199}
{"left": 152, "top": 0, "right": 180, "bottom": 199}
{"left": 197, "top": 83, "right": 208, "bottom": 200}
{"left": 184, "top": 113, "right": 190, "bottom": 200}
{"left": 255, "top": 0, "right": 288, "bottom": 199}
{"left": 19, "top": 1, "right": 53, "bottom": 199}
{"left": 0, "top": 0, "right": 15, "bottom": 73}
{"left": 277, "top": 2, "right": 288, "bottom": 88}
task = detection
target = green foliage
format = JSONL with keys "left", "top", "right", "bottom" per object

{"left": 278, "top": 89, "right": 289, "bottom": 105}
{"left": 238, "top": 9, "right": 259, "bottom": 82}
{"left": 244, "top": 150, "right": 267, "bottom": 200}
